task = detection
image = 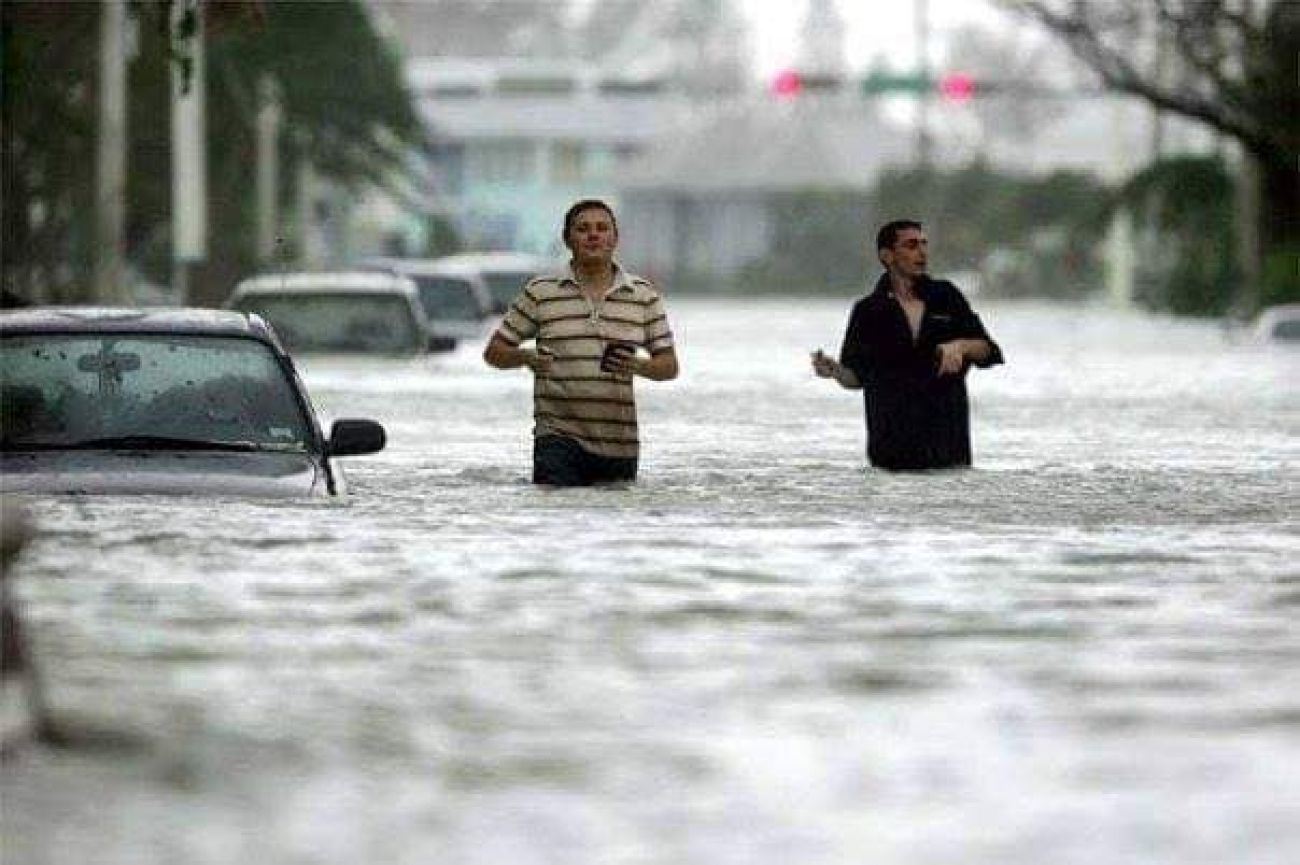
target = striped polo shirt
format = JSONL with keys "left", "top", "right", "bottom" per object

{"left": 493, "top": 263, "right": 675, "bottom": 459}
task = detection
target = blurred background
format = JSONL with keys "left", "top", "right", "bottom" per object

{"left": 4, "top": 6, "right": 1299, "bottom": 865}
{"left": 3, "top": 0, "right": 1296, "bottom": 317}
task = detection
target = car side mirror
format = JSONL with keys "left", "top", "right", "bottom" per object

{"left": 328, "top": 418, "right": 386, "bottom": 456}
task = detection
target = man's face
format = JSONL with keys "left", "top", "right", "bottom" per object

{"left": 881, "top": 228, "right": 929, "bottom": 280}
{"left": 566, "top": 208, "right": 618, "bottom": 266}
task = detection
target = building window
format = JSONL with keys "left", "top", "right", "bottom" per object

{"left": 550, "top": 142, "right": 584, "bottom": 183}
{"left": 469, "top": 141, "right": 535, "bottom": 184}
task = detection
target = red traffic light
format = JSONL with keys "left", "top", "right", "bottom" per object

{"left": 938, "top": 72, "right": 976, "bottom": 103}
{"left": 771, "top": 69, "right": 803, "bottom": 99}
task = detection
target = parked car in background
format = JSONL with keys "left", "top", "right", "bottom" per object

{"left": 1251, "top": 303, "right": 1300, "bottom": 344}
{"left": 225, "top": 271, "right": 456, "bottom": 356}
{"left": 0, "top": 307, "right": 386, "bottom": 497}
{"left": 355, "top": 257, "right": 501, "bottom": 341}
{"left": 430, "top": 252, "right": 556, "bottom": 312}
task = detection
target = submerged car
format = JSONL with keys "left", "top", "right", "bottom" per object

{"left": 356, "top": 257, "right": 502, "bottom": 341}
{"left": 0, "top": 307, "right": 386, "bottom": 497}
{"left": 1251, "top": 303, "right": 1300, "bottom": 344}
{"left": 225, "top": 271, "right": 456, "bottom": 355}
{"left": 432, "top": 252, "right": 556, "bottom": 312}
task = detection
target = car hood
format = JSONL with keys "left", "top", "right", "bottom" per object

{"left": 0, "top": 450, "right": 327, "bottom": 497}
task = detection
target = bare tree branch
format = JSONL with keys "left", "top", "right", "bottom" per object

{"left": 997, "top": 0, "right": 1284, "bottom": 160}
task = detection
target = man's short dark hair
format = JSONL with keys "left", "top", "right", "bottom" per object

{"left": 562, "top": 199, "right": 618, "bottom": 242}
{"left": 876, "top": 219, "right": 923, "bottom": 252}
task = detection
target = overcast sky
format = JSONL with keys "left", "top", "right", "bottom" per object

{"left": 739, "top": 0, "right": 1014, "bottom": 79}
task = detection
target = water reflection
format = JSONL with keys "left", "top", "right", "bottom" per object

{"left": 3, "top": 299, "right": 1297, "bottom": 865}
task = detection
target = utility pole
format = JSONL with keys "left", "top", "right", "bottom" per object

{"left": 256, "top": 75, "right": 282, "bottom": 264}
{"left": 171, "top": 1, "right": 207, "bottom": 305}
{"left": 1235, "top": 146, "right": 1262, "bottom": 315}
{"left": 914, "top": 0, "right": 933, "bottom": 166}
{"left": 295, "top": 133, "right": 316, "bottom": 267}
{"left": 94, "top": 0, "right": 129, "bottom": 304}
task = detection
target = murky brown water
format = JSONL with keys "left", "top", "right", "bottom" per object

{"left": 4, "top": 298, "right": 1298, "bottom": 865}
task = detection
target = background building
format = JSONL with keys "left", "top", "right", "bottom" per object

{"left": 409, "top": 59, "right": 691, "bottom": 256}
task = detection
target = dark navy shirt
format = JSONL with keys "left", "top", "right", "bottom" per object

{"left": 839, "top": 274, "right": 1003, "bottom": 470}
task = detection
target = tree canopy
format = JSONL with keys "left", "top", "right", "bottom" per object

{"left": 998, "top": 0, "right": 1299, "bottom": 309}
{"left": 2, "top": 1, "right": 426, "bottom": 304}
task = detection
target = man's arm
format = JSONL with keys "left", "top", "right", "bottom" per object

{"left": 636, "top": 347, "right": 678, "bottom": 381}
{"left": 483, "top": 335, "right": 551, "bottom": 373}
{"left": 606, "top": 345, "right": 678, "bottom": 380}
{"left": 935, "top": 338, "right": 994, "bottom": 376}
{"left": 811, "top": 350, "right": 862, "bottom": 389}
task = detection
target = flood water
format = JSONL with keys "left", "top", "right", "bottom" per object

{"left": 4, "top": 297, "right": 1298, "bottom": 865}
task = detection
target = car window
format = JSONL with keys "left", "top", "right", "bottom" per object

{"left": 482, "top": 271, "right": 536, "bottom": 307}
{"left": 232, "top": 292, "right": 422, "bottom": 354}
{"left": 1271, "top": 319, "right": 1300, "bottom": 341}
{"left": 412, "top": 276, "right": 482, "bottom": 322}
{"left": 1, "top": 335, "right": 311, "bottom": 450}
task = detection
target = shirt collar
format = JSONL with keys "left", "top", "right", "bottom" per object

{"left": 558, "top": 261, "right": 634, "bottom": 296}
{"left": 871, "top": 272, "right": 933, "bottom": 300}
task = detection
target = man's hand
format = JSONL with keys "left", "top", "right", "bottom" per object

{"left": 526, "top": 347, "right": 555, "bottom": 375}
{"left": 935, "top": 340, "right": 977, "bottom": 374}
{"left": 605, "top": 345, "right": 679, "bottom": 381}
{"left": 811, "top": 349, "right": 840, "bottom": 379}
{"left": 811, "top": 349, "right": 862, "bottom": 389}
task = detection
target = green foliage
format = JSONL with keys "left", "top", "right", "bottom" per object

{"left": 1117, "top": 156, "right": 1238, "bottom": 316}
{"left": 1, "top": 3, "right": 99, "bottom": 302}
{"left": 1260, "top": 248, "right": 1300, "bottom": 309}
{"left": 424, "top": 213, "right": 463, "bottom": 258}
{"left": 735, "top": 191, "right": 873, "bottom": 294}
{"left": 869, "top": 161, "right": 1111, "bottom": 297}
{"left": 210, "top": 3, "right": 423, "bottom": 191}
{"left": 2, "top": 1, "right": 425, "bottom": 305}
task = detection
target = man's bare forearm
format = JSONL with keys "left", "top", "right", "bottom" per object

{"left": 835, "top": 366, "right": 861, "bottom": 389}
{"left": 952, "top": 339, "right": 993, "bottom": 365}
{"left": 483, "top": 337, "right": 538, "bottom": 370}
{"left": 635, "top": 349, "right": 679, "bottom": 381}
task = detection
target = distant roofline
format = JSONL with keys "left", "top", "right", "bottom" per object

{"left": 406, "top": 57, "right": 671, "bottom": 99}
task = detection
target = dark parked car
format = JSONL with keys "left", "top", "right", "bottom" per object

{"left": 1252, "top": 303, "right": 1300, "bottom": 344}
{"left": 356, "top": 257, "right": 501, "bottom": 341}
{"left": 225, "top": 271, "right": 457, "bottom": 355}
{"left": 0, "top": 307, "right": 386, "bottom": 497}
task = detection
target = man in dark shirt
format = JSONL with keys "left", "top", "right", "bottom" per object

{"left": 811, "top": 219, "right": 1003, "bottom": 470}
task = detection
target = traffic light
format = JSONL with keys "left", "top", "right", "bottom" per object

{"left": 770, "top": 69, "right": 985, "bottom": 101}
{"left": 937, "top": 72, "right": 977, "bottom": 103}
{"left": 771, "top": 69, "right": 803, "bottom": 98}
{"left": 860, "top": 70, "right": 931, "bottom": 96}
{"left": 770, "top": 69, "right": 843, "bottom": 99}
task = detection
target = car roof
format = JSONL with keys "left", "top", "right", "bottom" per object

{"left": 356, "top": 257, "right": 487, "bottom": 281}
{"left": 432, "top": 252, "right": 556, "bottom": 273}
{"left": 0, "top": 306, "right": 276, "bottom": 340}
{"left": 359, "top": 254, "right": 559, "bottom": 278}
{"left": 1255, "top": 303, "right": 1300, "bottom": 324}
{"left": 1254, "top": 303, "right": 1300, "bottom": 339}
{"left": 229, "top": 270, "right": 421, "bottom": 297}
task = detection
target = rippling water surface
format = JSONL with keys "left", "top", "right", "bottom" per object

{"left": 4, "top": 298, "right": 1298, "bottom": 865}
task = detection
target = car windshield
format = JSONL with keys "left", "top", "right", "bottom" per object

{"left": 231, "top": 292, "right": 422, "bottom": 354}
{"left": 482, "top": 271, "right": 537, "bottom": 307}
{"left": 1270, "top": 319, "right": 1300, "bottom": 341}
{"left": 412, "top": 276, "right": 482, "bottom": 322}
{"left": 1, "top": 334, "right": 311, "bottom": 451}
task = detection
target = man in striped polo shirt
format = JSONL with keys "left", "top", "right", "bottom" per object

{"left": 483, "top": 199, "right": 679, "bottom": 485}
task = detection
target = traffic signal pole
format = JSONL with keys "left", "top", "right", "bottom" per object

{"left": 914, "top": 0, "right": 932, "bottom": 167}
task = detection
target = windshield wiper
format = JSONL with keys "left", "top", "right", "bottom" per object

{"left": 32, "top": 435, "right": 266, "bottom": 453}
